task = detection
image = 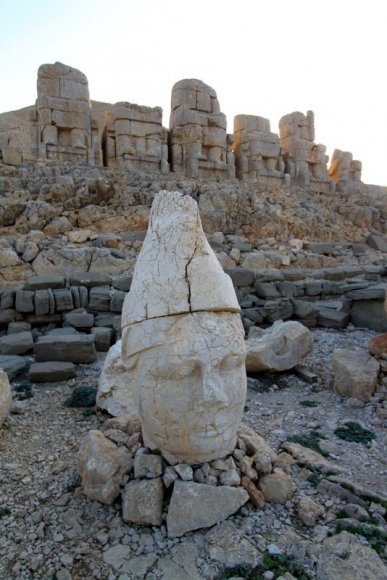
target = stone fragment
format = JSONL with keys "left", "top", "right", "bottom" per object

{"left": 34, "top": 334, "right": 97, "bottom": 363}
{"left": 174, "top": 464, "right": 193, "bottom": 481}
{"left": 34, "top": 289, "right": 50, "bottom": 315}
{"left": 53, "top": 288, "right": 73, "bottom": 311}
{"left": 64, "top": 386, "right": 96, "bottom": 408}
{"left": 163, "top": 466, "right": 179, "bottom": 488}
{"left": 316, "top": 531, "right": 387, "bottom": 580}
{"left": 246, "top": 320, "right": 313, "bottom": 372}
{"left": 297, "top": 496, "right": 324, "bottom": 526}
{"left": 367, "top": 233, "right": 387, "bottom": 252}
{"left": 0, "top": 331, "right": 34, "bottom": 355}
{"left": 241, "top": 476, "right": 265, "bottom": 507}
{"left": 78, "top": 430, "right": 132, "bottom": 504}
{"left": 332, "top": 348, "right": 379, "bottom": 402}
{"left": 225, "top": 268, "right": 255, "bottom": 287}
{"left": 28, "top": 362, "right": 76, "bottom": 383}
{"left": 259, "top": 472, "right": 294, "bottom": 503}
{"left": 351, "top": 300, "right": 387, "bottom": 332}
{"left": 7, "top": 322, "right": 31, "bottom": 334}
{"left": 237, "top": 424, "right": 277, "bottom": 466}
{"left": 282, "top": 442, "right": 345, "bottom": 474}
{"left": 156, "top": 543, "right": 201, "bottom": 579}
{"left": 121, "top": 554, "right": 157, "bottom": 577}
{"left": 64, "top": 309, "right": 94, "bottom": 329}
{"left": 0, "top": 369, "right": 12, "bottom": 427}
{"left": 69, "top": 273, "right": 112, "bottom": 288}
{"left": 15, "top": 290, "right": 35, "bottom": 313}
{"left": 206, "top": 521, "right": 260, "bottom": 567}
{"left": 122, "top": 478, "right": 164, "bottom": 526}
{"left": 96, "top": 341, "right": 138, "bottom": 417}
{"left": 219, "top": 467, "right": 241, "bottom": 486}
{"left": 368, "top": 333, "right": 387, "bottom": 355}
{"left": 317, "top": 307, "right": 349, "bottom": 329}
{"left": 103, "top": 544, "right": 131, "bottom": 571}
{"left": 88, "top": 287, "right": 111, "bottom": 311}
{"left": 91, "top": 326, "right": 113, "bottom": 351}
{"left": 133, "top": 452, "right": 163, "bottom": 479}
{"left": 0, "top": 355, "right": 27, "bottom": 379}
{"left": 166, "top": 480, "right": 248, "bottom": 537}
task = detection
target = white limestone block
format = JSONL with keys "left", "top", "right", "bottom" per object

{"left": 0, "top": 369, "right": 12, "bottom": 427}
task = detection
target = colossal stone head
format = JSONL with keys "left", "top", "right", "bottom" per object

{"left": 121, "top": 191, "right": 246, "bottom": 464}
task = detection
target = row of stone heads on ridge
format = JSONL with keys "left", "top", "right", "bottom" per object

{"left": 0, "top": 62, "right": 361, "bottom": 189}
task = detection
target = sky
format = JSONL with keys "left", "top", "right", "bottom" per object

{"left": 0, "top": 0, "right": 386, "bottom": 185}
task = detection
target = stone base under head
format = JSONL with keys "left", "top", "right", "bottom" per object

{"left": 122, "top": 310, "right": 247, "bottom": 464}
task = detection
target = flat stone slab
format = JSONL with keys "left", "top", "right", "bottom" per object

{"left": 166, "top": 480, "right": 248, "bottom": 537}
{"left": 0, "top": 331, "right": 34, "bottom": 355}
{"left": 28, "top": 361, "right": 76, "bottom": 383}
{"left": 0, "top": 355, "right": 28, "bottom": 379}
{"left": 69, "top": 272, "right": 112, "bottom": 288}
{"left": 34, "top": 334, "right": 97, "bottom": 363}
{"left": 24, "top": 275, "right": 66, "bottom": 291}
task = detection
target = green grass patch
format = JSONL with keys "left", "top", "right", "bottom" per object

{"left": 336, "top": 522, "right": 387, "bottom": 556}
{"left": 336, "top": 509, "right": 350, "bottom": 519}
{"left": 334, "top": 422, "right": 376, "bottom": 445}
{"left": 299, "top": 400, "right": 319, "bottom": 408}
{"left": 216, "top": 553, "right": 310, "bottom": 579}
{"left": 359, "top": 494, "right": 387, "bottom": 510}
{"left": 286, "top": 430, "right": 330, "bottom": 458}
{"left": 307, "top": 466, "right": 326, "bottom": 488}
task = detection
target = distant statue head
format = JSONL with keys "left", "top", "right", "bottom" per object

{"left": 121, "top": 191, "right": 246, "bottom": 464}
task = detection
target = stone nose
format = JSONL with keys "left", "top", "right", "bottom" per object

{"left": 201, "top": 370, "right": 229, "bottom": 405}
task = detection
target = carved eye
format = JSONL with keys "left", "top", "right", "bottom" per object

{"left": 168, "top": 364, "right": 198, "bottom": 380}
{"left": 220, "top": 354, "right": 244, "bottom": 373}
{"left": 151, "top": 362, "right": 198, "bottom": 380}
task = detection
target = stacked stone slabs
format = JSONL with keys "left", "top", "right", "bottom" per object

{"left": 36, "top": 62, "right": 99, "bottom": 165}
{"left": 102, "top": 103, "right": 169, "bottom": 173}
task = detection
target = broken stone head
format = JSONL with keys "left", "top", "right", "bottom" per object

{"left": 121, "top": 191, "right": 246, "bottom": 464}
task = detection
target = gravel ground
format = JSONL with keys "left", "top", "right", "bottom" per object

{"left": 0, "top": 329, "right": 386, "bottom": 579}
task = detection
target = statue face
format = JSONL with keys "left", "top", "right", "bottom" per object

{"left": 122, "top": 312, "right": 246, "bottom": 464}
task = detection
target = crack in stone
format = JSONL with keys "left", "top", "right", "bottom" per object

{"left": 184, "top": 214, "right": 200, "bottom": 312}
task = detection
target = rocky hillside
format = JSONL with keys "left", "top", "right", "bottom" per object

{"left": 1, "top": 161, "right": 387, "bottom": 287}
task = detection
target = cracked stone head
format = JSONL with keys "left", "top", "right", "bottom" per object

{"left": 121, "top": 190, "right": 246, "bottom": 463}
{"left": 122, "top": 311, "right": 246, "bottom": 464}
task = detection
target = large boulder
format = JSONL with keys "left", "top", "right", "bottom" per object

{"left": 96, "top": 341, "right": 138, "bottom": 417}
{"left": 0, "top": 369, "right": 12, "bottom": 427}
{"left": 245, "top": 320, "right": 313, "bottom": 372}
{"left": 332, "top": 349, "right": 380, "bottom": 402}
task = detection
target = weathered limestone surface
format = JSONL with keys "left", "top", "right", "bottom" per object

{"left": 234, "top": 115, "right": 284, "bottom": 181}
{"left": 78, "top": 430, "right": 132, "bottom": 505}
{"left": 329, "top": 149, "right": 363, "bottom": 192}
{"left": 0, "top": 369, "right": 12, "bottom": 427}
{"left": 121, "top": 190, "right": 246, "bottom": 464}
{"left": 332, "top": 348, "right": 380, "bottom": 402}
{"left": 169, "top": 79, "right": 233, "bottom": 179}
{"left": 97, "top": 341, "right": 138, "bottom": 417}
{"left": 122, "top": 478, "right": 164, "bottom": 526}
{"left": 166, "top": 481, "right": 249, "bottom": 537}
{"left": 37, "top": 62, "right": 99, "bottom": 165}
{"left": 103, "top": 103, "right": 169, "bottom": 174}
{"left": 245, "top": 320, "right": 313, "bottom": 372}
{"left": 279, "top": 111, "right": 328, "bottom": 183}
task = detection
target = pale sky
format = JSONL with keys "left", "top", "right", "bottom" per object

{"left": 0, "top": 0, "right": 386, "bottom": 185}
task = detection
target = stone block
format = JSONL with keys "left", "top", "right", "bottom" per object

{"left": 367, "top": 233, "right": 387, "bottom": 252}
{"left": 317, "top": 308, "right": 349, "bottom": 329}
{"left": 91, "top": 327, "right": 113, "bottom": 352}
{"left": 7, "top": 322, "right": 31, "bottom": 335}
{"left": 134, "top": 453, "right": 163, "bottom": 479}
{"left": 69, "top": 273, "right": 112, "bottom": 288}
{"left": 166, "top": 481, "right": 248, "bottom": 538}
{"left": 0, "top": 354, "right": 27, "bottom": 379}
{"left": 0, "top": 310, "right": 17, "bottom": 327}
{"left": 64, "top": 309, "right": 94, "bottom": 329}
{"left": 333, "top": 349, "right": 379, "bottom": 401}
{"left": 89, "top": 287, "right": 111, "bottom": 311}
{"left": 26, "top": 313, "right": 63, "bottom": 325}
{"left": 110, "top": 291, "right": 125, "bottom": 313}
{"left": 351, "top": 300, "right": 387, "bottom": 331}
{"left": 0, "top": 288, "right": 15, "bottom": 310}
{"left": 0, "top": 331, "right": 34, "bottom": 355}
{"left": 29, "top": 361, "right": 76, "bottom": 383}
{"left": 34, "top": 334, "right": 97, "bottom": 363}
{"left": 24, "top": 275, "right": 66, "bottom": 290}
{"left": 346, "top": 283, "right": 386, "bottom": 300}
{"left": 15, "top": 290, "right": 35, "bottom": 313}
{"left": 225, "top": 268, "right": 254, "bottom": 288}
{"left": 94, "top": 312, "right": 119, "bottom": 328}
{"left": 34, "top": 289, "right": 50, "bottom": 316}
{"left": 53, "top": 289, "right": 74, "bottom": 312}
{"left": 254, "top": 282, "right": 280, "bottom": 299}
{"left": 111, "top": 275, "right": 132, "bottom": 292}
{"left": 122, "top": 478, "right": 164, "bottom": 526}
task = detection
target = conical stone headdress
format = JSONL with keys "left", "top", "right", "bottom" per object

{"left": 121, "top": 190, "right": 240, "bottom": 330}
